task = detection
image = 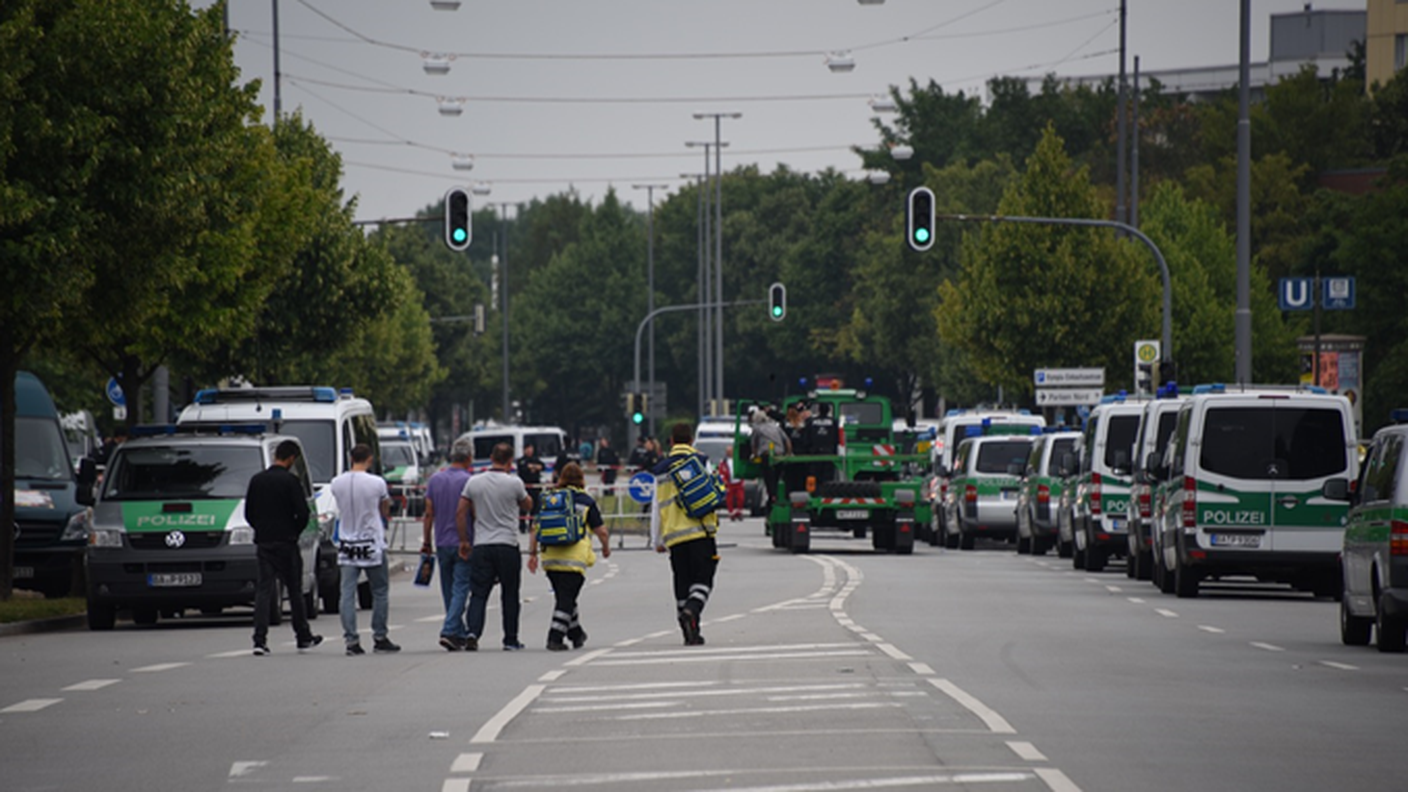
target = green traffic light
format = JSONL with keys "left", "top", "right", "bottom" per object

{"left": 632, "top": 412, "right": 644, "bottom": 425}
{"left": 914, "top": 227, "right": 931, "bottom": 244}
{"left": 771, "top": 305, "right": 783, "bottom": 317}
{"left": 453, "top": 228, "right": 467, "bottom": 243}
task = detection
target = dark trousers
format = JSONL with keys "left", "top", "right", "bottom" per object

{"left": 253, "top": 542, "right": 312, "bottom": 645}
{"left": 669, "top": 536, "right": 718, "bottom": 618}
{"left": 466, "top": 544, "right": 522, "bottom": 645}
{"left": 545, "top": 569, "right": 586, "bottom": 645}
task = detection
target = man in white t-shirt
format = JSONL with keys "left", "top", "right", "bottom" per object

{"left": 330, "top": 444, "right": 400, "bottom": 656}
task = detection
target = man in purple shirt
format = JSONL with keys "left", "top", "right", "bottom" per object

{"left": 421, "top": 440, "right": 474, "bottom": 650}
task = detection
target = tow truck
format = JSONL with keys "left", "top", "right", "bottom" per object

{"left": 733, "top": 389, "right": 932, "bottom": 554}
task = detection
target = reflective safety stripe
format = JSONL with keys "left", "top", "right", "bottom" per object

{"left": 662, "top": 522, "right": 713, "bottom": 548}
{"left": 542, "top": 557, "right": 588, "bottom": 572}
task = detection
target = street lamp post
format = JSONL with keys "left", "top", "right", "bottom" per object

{"left": 494, "top": 202, "right": 515, "bottom": 423}
{"left": 632, "top": 183, "right": 669, "bottom": 436}
{"left": 681, "top": 171, "right": 706, "bottom": 419}
{"left": 693, "top": 112, "right": 741, "bottom": 413}
{"left": 686, "top": 140, "right": 726, "bottom": 414}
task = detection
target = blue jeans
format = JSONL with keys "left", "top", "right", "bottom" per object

{"left": 437, "top": 545, "right": 472, "bottom": 639}
{"left": 465, "top": 544, "right": 522, "bottom": 645}
{"left": 340, "top": 558, "right": 389, "bottom": 645}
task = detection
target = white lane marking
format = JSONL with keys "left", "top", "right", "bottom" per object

{"left": 532, "top": 700, "right": 677, "bottom": 713}
{"left": 440, "top": 780, "right": 470, "bottom": 792}
{"left": 1250, "top": 642, "right": 1285, "bottom": 652}
{"left": 1035, "top": 767, "right": 1085, "bottom": 792}
{"left": 415, "top": 615, "right": 443, "bottom": 623}
{"left": 208, "top": 649, "right": 254, "bottom": 658}
{"left": 470, "top": 684, "right": 545, "bottom": 744}
{"left": 63, "top": 679, "right": 120, "bottom": 691}
{"left": 928, "top": 679, "right": 1015, "bottom": 734}
{"left": 1197, "top": 625, "right": 1226, "bottom": 634}
{"left": 1105, "top": 586, "right": 1122, "bottom": 593}
{"left": 591, "top": 649, "right": 872, "bottom": 666}
{"left": 2, "top": 698, "right": 62, "bottom": 713}
{"left": 1320, "top": 661, "right": 1358, "bottom": 671}
{"left": 714, "top": 613, "right": 747, "bottom": 622}
{"left": 550, "top": 681, "right": 715, "bottom": 694}
{"left": 615, "top": 702, "right": 903, "bottom": 721}
{"left": 606, "top": 643, "right": 857, "bottom": 658}
{"left": 876, "top": 644, "right": 912, "bottom": 661}
{"left": 450, "top": 752, "right": 482, "bottom": 773}
{"left": 908, "top": 662, "right": 935, "bottom": 676}
{"left": 1083, "top": 578, "right": 1100, "bottom": 584}
{"left": 564, "top": 648, "right": 612, "bottom": 667}
{"left": 688, "top": 772, "right": 1034, "bottom": 791}
{"left": 543, "top": 684, "right": 863, "bottom": 704}
{"left": 1007, "top": 741, "right": 1048, "bottom": 761}
{"left": 291, "top": 776, "right": 336, "bottom": 783}
{"left": 767, "top": 693, "right": 868, "bottom": 702}
{"left": 613, "top": 637, "right": 645, "bottom": 647}
{"left": 1126, "top": 597, "right": 1146, "bottom": 604}
{"left": 859, "top": 633, "right": 884, "bottom": 642}
{"left": 1154, "top": 609, "right": 1179, "bottom": 618}
{"left": 229, "top": 761, "right": 267, "bottom": 778}
{"left": 130, "top": 662, "right": 190, "bottom": 673}
{"left": 538, "top": 670, "right": 566, "bottom": 682}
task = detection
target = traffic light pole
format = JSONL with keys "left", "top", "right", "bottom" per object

{"left": 938, "top": 213, "right": 1172, "bottom": 370}
{"left": 629, "top": 299, "right": 764, "bottom": 447}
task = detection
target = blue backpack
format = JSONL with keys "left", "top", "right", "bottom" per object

{"left": 667, "top": 452, "right": 725, "bottom": 519}
{"left": 534, "top": 488, "right": 585, "bottom": 546}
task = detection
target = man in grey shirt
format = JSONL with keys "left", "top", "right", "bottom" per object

{"left": 457, "top": 441, "right": 533, "bottom": 651}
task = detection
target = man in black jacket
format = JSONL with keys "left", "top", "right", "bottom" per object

{"left": 247, "top": 440, "right": 321, "bottom": 656}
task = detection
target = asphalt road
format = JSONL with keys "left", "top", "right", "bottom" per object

{"left": 2, "top": 521, "right": 1405, "bottom": 791}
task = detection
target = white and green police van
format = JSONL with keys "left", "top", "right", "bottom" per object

{"left": 177, "top": 386, "right": 380, "bottom": 612}
{"left": 1153, "top": 385, "right": 1356, "bottom": 599}
{"left": 1072, "top": 394, "right": 1145, "bottom": 572}
{"left": 1323, "top": 409, "right": 1408, "bottom": 651}
{"left": 932, "top": 410, "right": 1045, "bottom": 543}
{"left": 942, "top": 433, "right": 1037, "bottom": 550}
{"left": 85, "top": 425, "right": 319, "bottom": 630}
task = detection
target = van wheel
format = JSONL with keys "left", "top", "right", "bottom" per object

{"left": 1174, "top": 560, "right": 1200, "bottom": 599}
{"left": 958, "top": 525, "right": 975, "bottom": 551}
{"left": 1157, "top": 554, "right": 1176, "bottom": 594}
{"left": 1016, "top": 535, "right": 1031, "bottom": 555}
{"left": 87, "top": 600, "right": 116, "bottom": 631}
{"left": 1072, "top": 543, "right": 1085, "bottom": 569}
{"left": 943, "top": 521, "right": 959, "bottom": 549}
{"left": 1086, "top": 546, "right": 1107, "bottom": 573}
{"left": 1340, "top": 596, "right": 1372, "bottom": 646}
{"left": 1135, "top": 550, "right": 1154, "bottom": 581}
{"left": 1057, "top": 538, "right": 1072, "bottom": 559}
{"left": 1377, "top": 592, "right": 1407, "bottom": 653}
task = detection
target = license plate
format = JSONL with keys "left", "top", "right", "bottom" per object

{"left": 1108, "top": 518, "right": 1123, "bottom": 531}
{"left": 1000, "top": 489, "right": 1017, "bottom": 500}
{"left": 1211, "top": 533, "right": 1261, "bottom": 548}
{"left": 148, "top": 572, "right": 202, "bottom": 587}
{"left": 836, "top": 510, "right": 868, "bottom": 520}
{"left": 13, "top": 566, "right": 33, "bottom": 579}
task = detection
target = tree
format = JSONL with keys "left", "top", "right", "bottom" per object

{"left": 0, "top": 0, "right": 268, "bottom": 598}
{"left": 937, "top": 127, "right": 1159, "bottom": 402}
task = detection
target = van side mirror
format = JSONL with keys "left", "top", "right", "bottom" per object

{"left": 1321, "top": 478, "right": 1352, "bottom": 503}
{"left": 76, "top": 457, "right": 97, "bottom": 506}
{"left": 1146, "top": 451, "right": 1166, "bottom": 481}
{"left": 1058, "top": 453, "right": 1075, "bottom": 478}
{"left": 1007, "top": 462, "right": 1025, "bottom": 476}
{"left": 1111, "top": 450, "right": 1130, "bottom": 476}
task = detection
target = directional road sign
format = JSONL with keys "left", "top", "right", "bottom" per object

{"left": 627, "top": 471, "right": 656, "bottom": 505}
{"left": 1035, "top": 388, "right": 1105, "bottom": 406}
{"left": 1033, "top": 368, "right": 1105, "bottom": 387}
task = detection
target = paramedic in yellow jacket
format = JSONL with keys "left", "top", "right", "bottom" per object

{"left": 649, "top": 421, "right": 719, "bottom": 646}
{"left": 527, "top": 462, "right": 610, "bottom": 651}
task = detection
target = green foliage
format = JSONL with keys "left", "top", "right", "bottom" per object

{"left": 937, "top": 127, "right": 1158, "bottom": 400}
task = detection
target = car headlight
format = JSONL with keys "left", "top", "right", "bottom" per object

{"left": 62, "top": 508, "right": 92, "bottom": 542}
{"left": 229, "top": 526, "right": 255, "bottom": 545}
{"left": 89, "top": 528, "right": 123, "bottom": 548}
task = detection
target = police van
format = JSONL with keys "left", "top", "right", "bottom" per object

{"left": 1153, "top": 385, "right": 1356, "bottom": 599}
{"left": 85, "top": 425, "right": 319, "bottom": 630}
{"left": 177, "top": 386, "right": 380, "bottom": 611}
{"left": 933, "top": 410, "right": 1045, "bottom": 543}
{"left": 456, "top": 424, "right": 567, "bottom": 475}
{"left": 942, "top": 433, "right": 1037, "bottom": 550}
{"left": 1072, "top": 395, "right": 1145, "bottom": 572}
{"left": 1128, "top": 391, "right": 1185, "bottom": 583}
{"left": 1016, "top": 429, "right": 1081, "bottom": 556}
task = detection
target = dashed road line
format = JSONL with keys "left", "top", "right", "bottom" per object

{"left": 908, "top": 662, "right": 935, "bottom": 676}
{"left": 449, "top": 752, "right": 482, "bottom": 773}
{"left": 1126, "top": 597, "right": 1146, "bottom": 604}
{"left": 63, "top": 679, "right": 120, "bottom": 691}
{"left": 1250, "top": 642, "right": 1285, "bottom": 652}
{"left": 1, "top": 698, "right": 62, "bottom": 713}
{"left": 1197, "top": 625, "right": 1226, "bottom": 634}
{"left": 130, "top": 662, "right": 190, "bottom": 673}
{"left": 1320, "top": 660, "right": 1358, "bottom": 671}
{"left": 1007, "top": 740, "right": 1048, "bottom": 761}
{"left": 1154, "top": 609, "right": 1179, "bottom": 618}
{"left": 1035, "top": 767, "right": 1084, "bottom": 792}
{"left": 470, "top": 684, "right": 545, "bottom": 744}
{"left": 928, "top": 679, "right": 1015, "bottom": 734}
{"left": 1105, "top": 585, "right": 1123, "bottom": 593}
{"left": 876, "top": 643, "right": 912, "bottom": 661}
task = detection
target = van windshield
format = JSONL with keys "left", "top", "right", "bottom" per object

{"left": 104, "top": 445, "right": 263, "bottom": 501}
{"left": 278, "top": 420, "right": 336, "bottom": 484}
{"left": 838, "top": 402, "right": 884, "bottom": 426}
{"left": 1200, "top": 406, "right": 1348, "bottom": 480}
{"left": 382, "top": 443, "right": 416, "bottom": 468}
{"left": 527, "top": 433, "right": 563, "bottom": 459}
{"left": 10, "top": 416, "right": 73, "bottom": 481}
{"left": 473, "top": 435, "right": 511, "bottom": 461}
{"left": 976, "top": 441, "right": 1032, "bottom": 474}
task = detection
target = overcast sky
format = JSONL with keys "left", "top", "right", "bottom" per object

{"left": 207, "top": 0, "right": 1357, "bottom": 222}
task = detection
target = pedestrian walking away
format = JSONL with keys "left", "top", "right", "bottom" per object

{"left": 650, "top": 422, "right": 721, "bottom": 646}
{"left": 245, "top": 439, "right": 321, "bottom": 656}
{"left": 459, "top": 441, "right": 534, "bottom": 651}
{"left": 527, "top": 462, "right": 610, "bottom": 651}
{"left": 422, "top": 440, "right": 474, "bottom": 651}
{"left": 330, "top": 444, "right": 400, "bottom": 656}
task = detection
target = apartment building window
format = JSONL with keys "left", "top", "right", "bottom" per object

{"left": 1398, "top": 33, "right": 1407, "bottom": 72}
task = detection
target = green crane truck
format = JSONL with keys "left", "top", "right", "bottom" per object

{"left": 732, "top": 390, "right": 932, "bottom": 554}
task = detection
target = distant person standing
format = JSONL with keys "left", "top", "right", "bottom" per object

{"left": 721, "top": 445, "right": 745, "bottom": 522}
{"left": 650, "top": 422, "right": 720, "bottom": 646}
{"left": 330, "top": 444, "right": 400, "bottom": 656}
{"left": 527, "top": 462, "right": 611, "bottom": 651}
{"left": 750, "top": 408, "right": 791, "bottom": 509}
{"left": 517, "top": 443, "right": 545, "bottom": 530}
{"left": 421, "top": 440, "right": 474, "bottom": 651}
{"left": 806, "top": 402, "right": 840, "bottom": 484}
{"left": 627, "top": 435, "right": 653, "bottom": 472}
{"left": 245, "top": 440, "right": 321, "bottom": 656}
{"left": 458, "top": 442, "right": 533, "bottom": 651}
{"left": 596, "top": 437, "right": 620, "bottom": 492}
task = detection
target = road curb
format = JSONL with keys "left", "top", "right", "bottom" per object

{"left": 0, "top": 614, "right": 86, "bottom": 638}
